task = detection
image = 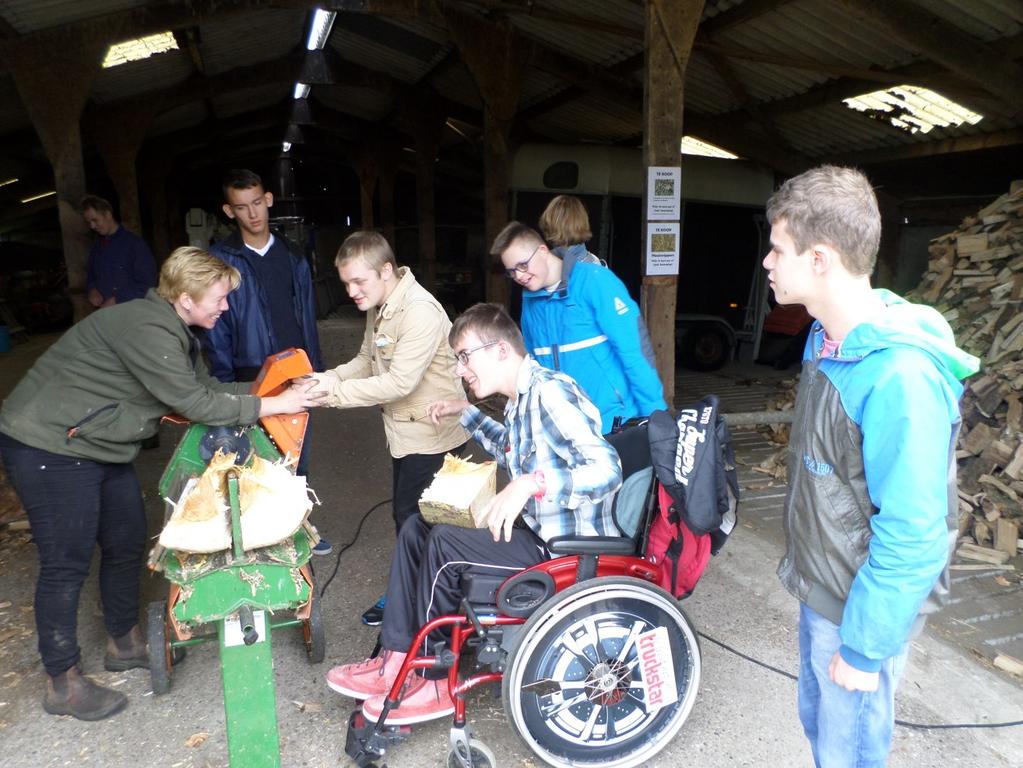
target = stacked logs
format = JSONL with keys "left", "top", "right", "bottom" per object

{"left": 908, "top": 180, "right": 1023, "bottom": 565}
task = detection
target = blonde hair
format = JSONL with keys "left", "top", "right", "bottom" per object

{"left": 335, "top": 230, "right": 397, "bottom": 272}
{"left": 539, "top": 195, "right": 592, "bottom": 247}
{"left": 157, "top": 247, "right": 241, "bottom": 302}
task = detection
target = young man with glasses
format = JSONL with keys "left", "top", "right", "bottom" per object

{"left": 491, "top": 221, "right": 666, "bottom": 434}
{"left": 307, "top": 231, "right": 468, "bottom": 627}
{"left": 322, "top": 302, "right": 622, "bottom": 724}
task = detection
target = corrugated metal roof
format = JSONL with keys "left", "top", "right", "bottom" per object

{"left": 0, "top": 0, "right": 1019, "bottom": 195}
{"left": 199, "top": 9, "right": 304, "bottom": 77}
{"left": 91, "top": 47, "right": 193, "bottom": 103}
{"left": 0, "top": 0, "right": 149, "bottom": 35}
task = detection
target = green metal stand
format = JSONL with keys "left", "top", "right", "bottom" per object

{"left": 219, "top": 608, "right": 280, "bottom": 768}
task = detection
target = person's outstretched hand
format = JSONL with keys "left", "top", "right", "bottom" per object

{"left": 259, "top": 378, "right": 327, "bottom": 417}
{"left": 427, "top": 399, "right": 470, "bottom": 425}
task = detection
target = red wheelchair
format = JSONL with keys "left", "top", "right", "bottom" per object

{"left": 344, "top": 422, "right": 704, "bottom": 768}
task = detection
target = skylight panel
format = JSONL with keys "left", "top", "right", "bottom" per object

{"left": 681, "top": 135, "right": 738, "bottom": 159}
{"left": 103, "top": 32, "right": 179, "bottom": 68}
{"left": 843, "top": 85, "right": 983, "bottom": 135}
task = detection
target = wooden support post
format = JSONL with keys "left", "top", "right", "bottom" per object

{"left": 86, "top": 104, "right": 157, "bottom": 235}
{"left": 441, "top": 7, "right": 525, "bottom": 307}
{"left": 354, "top": 149, "right": 378, "bottom": 230}
{"left": 642, "top": 0, "right": 704, "bottom": 408}
{"left": 139, "top": 149, "right": 173, "bottom": 262}
{"left": 402, "top": 93, "right": 447, "bottom": 293}
{"left": 376, "top": 140, "right": 401, "bottom": 251}
{"left": 2, "top": 32, "right": 107, "bottom": 321}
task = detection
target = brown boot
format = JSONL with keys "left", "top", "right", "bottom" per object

{"left": 104, "top": 625, "right": 149, "bottom": 671}
{"left": 44, "top": 665, "right": 128, "bottom": 721}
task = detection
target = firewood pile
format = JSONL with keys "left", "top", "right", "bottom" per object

{"left": 907, "top": 180, "right": 1023, "bottom": 567}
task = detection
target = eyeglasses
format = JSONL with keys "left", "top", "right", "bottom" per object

{"left": 504, "top": 244, "right": 541, "bottom": 279}
{"left": 455, "top": 340, "right": 499, "bottom": 366}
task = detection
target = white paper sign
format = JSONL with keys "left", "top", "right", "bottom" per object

{"left": 646, "top": 222, "right": 680, "bottom": 276}
{"left": 647, "top": 166, "right": 682, "bottom": 221}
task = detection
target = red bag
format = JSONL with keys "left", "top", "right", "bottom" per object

{"left": 645, "top": 484, "right": 712, "bottom": 598}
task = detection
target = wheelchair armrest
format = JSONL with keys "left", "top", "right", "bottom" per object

{"left": 546, "top": 535, "right": 637, "bottom": 556}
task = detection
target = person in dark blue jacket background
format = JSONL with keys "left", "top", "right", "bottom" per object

{"left": 491, "top": 220, "right": 665, "bottom": 434}
{"left": 203, "top": 169, "right": 330, "bottom": 554}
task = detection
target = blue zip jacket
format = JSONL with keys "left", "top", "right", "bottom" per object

{"left": 204, "top": 231, "right": 323, "bottom": 381}
{"left": 778, "top": 289, "right": 979, "bottom": 672}
{"left": 520, "top": 246, "right": 666, "bottom": 433}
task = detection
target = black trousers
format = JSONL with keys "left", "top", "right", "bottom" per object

{"left": 380, "top": 515, "right": 548, "bottom": 654}
{"left": 390, "top": 444, "right": 466, "bottom": 534}
{"left": 0, "top": 434, "right": 147, "bottom": 677}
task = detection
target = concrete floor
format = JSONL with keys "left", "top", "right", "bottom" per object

{"left": 0, "top": 314, "right": 1020, "bottom": 767}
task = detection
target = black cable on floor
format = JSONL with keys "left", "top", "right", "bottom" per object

{"left": 318, "top": 498, "right": 391, "bottom": 599}
{"left": 698, "top": 630, "right": 1023, "bottom": 731}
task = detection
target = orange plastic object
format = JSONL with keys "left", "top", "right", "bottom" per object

{"left": 251, "top": 348, "right": 314, "bottom": 462}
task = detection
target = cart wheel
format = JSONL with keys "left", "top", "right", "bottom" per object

{"left": 447, "top": 738, "right": 496, "bottom": 768}
{"left": 502, "top": 576, "right": 701, "bottom": 768}
{"left": 148, "top": 600, "right": 172, "bottom": 695}
{"left": 303, "top": 594, "right": 325, "bottom": 664}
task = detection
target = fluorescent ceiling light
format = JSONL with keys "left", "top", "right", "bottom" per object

{"left": 843, "top": 85, "right": 983, "bottom": 135}
{"left": 0, "top": 177, "right": 18, "bottom": 187}
{"left": 283, "top": 142, "right": 292, "bottom": 153}
{"left": 680, "top": 135, "right": 738, "bottom": 159}
{"left": 306, "top": 8, "right": 337, "bottom": 50}
{"left": 103, "top": 31, "right": 178, "bottom": 68}
{"left": 21, "top": 190, "right": 56, "bottom": 204}
{"left": 293, "top": 82, "right": 311, "bottom": 100}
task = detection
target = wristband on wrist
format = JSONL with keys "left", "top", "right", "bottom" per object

{"left": 532, "top": 470, "right": 546, "bottom": 500}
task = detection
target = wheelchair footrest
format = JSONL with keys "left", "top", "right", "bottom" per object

{"left": 344, "top": 709, "right": 410, "bottom": 766}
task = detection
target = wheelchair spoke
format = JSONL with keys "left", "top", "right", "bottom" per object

{"left": 614, "top": 621, "right": 647, "bottom": 664}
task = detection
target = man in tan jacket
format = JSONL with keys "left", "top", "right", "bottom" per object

{"left": 308, "top": 231, "right": 468, "bottom": 626}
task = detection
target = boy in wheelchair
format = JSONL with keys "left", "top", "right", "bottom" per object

{"left": 326, "top": 302, "right": 623, "bottom": 725}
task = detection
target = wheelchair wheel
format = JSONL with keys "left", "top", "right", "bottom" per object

{"left": 502, "top": 576, "right": 701, "bottom": 768}
{"left": 446, "top": 738, "right": 496, "bottom": 768}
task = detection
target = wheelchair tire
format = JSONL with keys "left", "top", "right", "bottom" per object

{"left": 502, "top": 576, "right": 701, "bottom": 768}
{"left": 447, "top": 738, "right": 497, "bottom": 768}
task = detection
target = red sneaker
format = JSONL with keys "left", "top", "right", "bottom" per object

{"left": 362, "top": 675, "right": 454, "bottom": 725}
{"left": 326, "top": 650, "right": 406, "bottom": 699}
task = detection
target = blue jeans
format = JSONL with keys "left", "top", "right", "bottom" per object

{"left": 798, "top": 603, "right": 908, "bottom": 768}
{"left": 0, "top": 434, "right": 147, "bottom": 676}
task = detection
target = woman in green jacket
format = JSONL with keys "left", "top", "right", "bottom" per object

{"left": 0, "top": 246, "right": 323, "bottom": 721}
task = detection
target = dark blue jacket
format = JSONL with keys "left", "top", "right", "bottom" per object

{"left": 86, "top": 226, "right": 157, "bottom": 304}
{"left": 204, "top": 231, "right": 323, "bottom": 381}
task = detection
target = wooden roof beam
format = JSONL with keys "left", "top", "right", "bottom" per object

{"left": 833, "top": 128, "right": 1023, "bottom": 165}
{"left": 701, "top": 0, "right": 795, "bottom": 37}
{"left": 832, "top": 0, "right": 1023, "bottom": 113}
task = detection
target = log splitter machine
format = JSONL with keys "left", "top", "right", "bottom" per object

{"left": 147, "top": 349, "right": 325, "bottom": 768}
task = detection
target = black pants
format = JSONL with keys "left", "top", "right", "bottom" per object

{"left": 391, "top": 444, "right": 466, "bottom": 534}
{"left": 0, "top": 434, "right": 147, "bottom": 676}
{"left": 380, "top": 515, "right": 548, "bottom": 654}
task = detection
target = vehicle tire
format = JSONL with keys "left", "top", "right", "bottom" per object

{"left": 148, "top": 600, "right": 172, "bottom": 695}
{"left": 303, "top": 593, "right": 326, "bottom": 664}
{"left": 502, "top": 576, "right": 701, "bottom": 768}
{"left": 680, "top": 324, "right": 730, "bottom": 372}
{"left": 446, "top": 738, "right": 497, "bottom": 768}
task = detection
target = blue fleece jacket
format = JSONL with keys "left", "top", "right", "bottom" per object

{"left": 520, "top": 247, "right": 666, "bottom": 434}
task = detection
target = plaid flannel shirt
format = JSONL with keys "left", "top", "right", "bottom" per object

{"left": 460, "top": 356, "right": 623, "bottom": 542}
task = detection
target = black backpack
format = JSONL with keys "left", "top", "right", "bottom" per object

{"left": 647, "top": 395, "right": 739, "bottom": 555}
